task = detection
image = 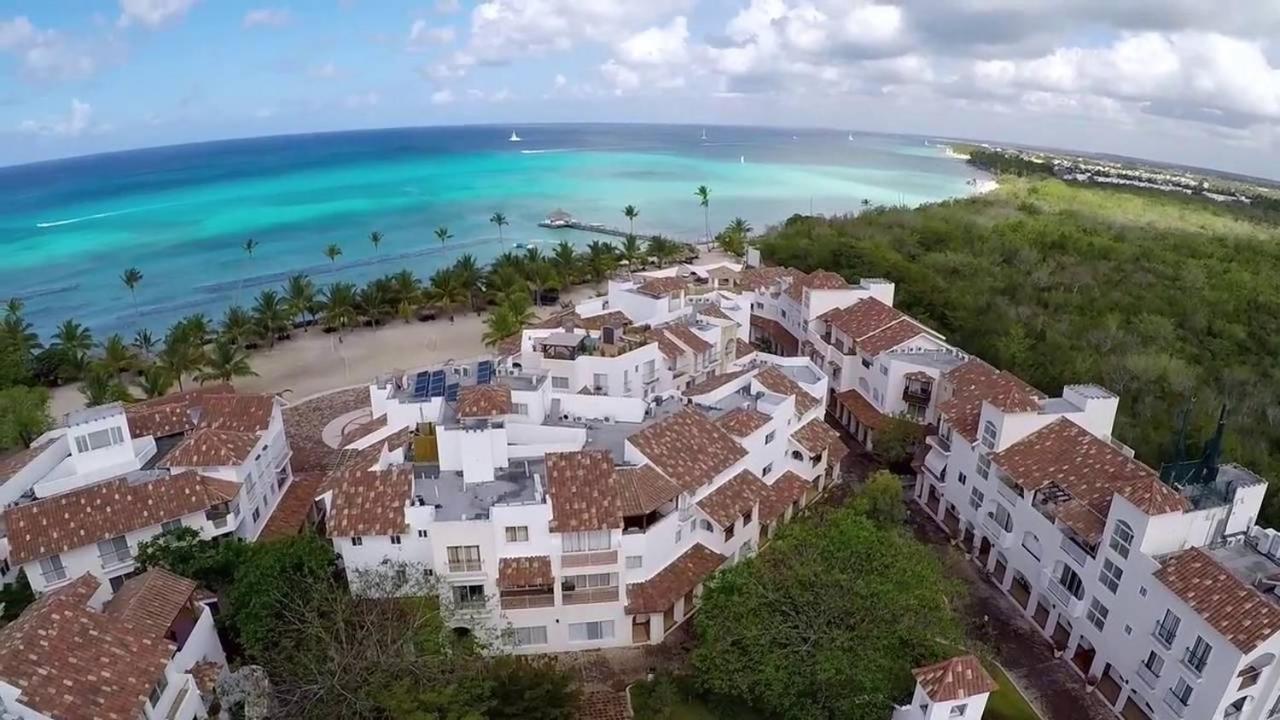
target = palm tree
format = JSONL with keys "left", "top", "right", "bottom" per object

{"left": 321, "top": 281, "right": 359, "bottom": 340}
{"left": 196, "top": 339, "right": 258, "bottom": 384}
{"left": 489, "top": 212, "right": 509, "bottom": 247}
{"left": 81, "top": 364, "right": 131, "bottom": 407}
{"left": 585, "top": 240, "right": 618, "bottom": 285}
{"left": 369, "top": 230, "right": 383, "bottom": 255}
{"left": 131, "top": 328, "right": 157, "bottom": 360}
{"left": 324, "top": 243, "right": 343, "bottom": 264}
{"left": 551, "top": 240, "right": 579, "bottom": 287}
{"left": 727, "top": 217, "right": 752, "bottom": 238}
{"left": 50, "top": 319, "right": 94, "bottom": 378}
{"left": 137, "top": 365, "right": 174, "bottom": 399}
{"left": 251, "top": 289, "right": 291, "bottom": 348}
{"left": 451, "top": 255, "right": 484, "bottom": 312}
{"left": 485, "top": 266, "right": 529, "bottom": 308}
{"left": 97, "top": 334, "right": 135, "bottom": 378}
{"left": 623, "top": 204, "right": 639, "bottom": 236}
{"left": 647, "top": 235, "right": 681, "bottom": 268}
{"left": 694, "top": 185, "right": 711, "bottom": 245}
{"left": 434, "top": 226, "right": 453, "bottom": 245}
{"left": 1, "top": 298, "right": 41, "bottom": 358}
{"left": 482, "top": 295, "right": 536, "bottom": 347}
{"left": 357, "top": 279, "right": 393, "bottom": 330}
{"left": 426, "top": 270, "right": 469, "bottom": 322}
{"left": 174, "top": 314, "right": 212, "bottom": 347}
{"left": 121, "top": 267, "right": 144, "bottom": 315}
{"left": 238, "top": 238, "right": 259, "bottom": 302}
{"left": 220, "top": 305, "right": 255, "bottom": 348}
{"left": 619, "top": 235, "right": 645, "bottom": 268}
{"left": 158, "top": 331, "right": 207, "bottom": 392}
{"left": 283, "top": 273, "right": 318, "bottom": 330}
{"left": 389, "top": 270, "right": 422, "bottom": 323}
{"left": 717, "top": 218, "right": 752, "bottom": 258}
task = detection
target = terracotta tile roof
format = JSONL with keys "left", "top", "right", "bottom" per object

{"left": 636, "top": 276, "right": 689, "bottom": 297}
{"left": 912, "top": 655, "right": 998, "bottom": 702}
{"left": 1116, "top": 476, "right": 1193, "bottom": 516}
{"left": 904, "top": 370, "right": 932, "bottom": 381}
{"left": 628, "top": 409, "right": 747, "bottom": 492}
{"left": 578, "top": 690, "right": 632, "bottom": 720}
{"left": 0, "top": 439, "right": 54, "bottom": 485}
{"left": 748, "top": 314, "right": 799, "bottom": 355}
{"left": 698, "top": 305, "right": 733, "bottom": 322}
{"left": 163, "top": 428, "right": 260, "bottom": 467}
{"left": 646, "top": 329, "right": 684, "bottom": 360}
{"left": 102, "top": 568, "right": 197, "bottom": 639}
{"left": 197, "top": 394, "right": 276, "bottom": 433}
{"left": 577, "top": 310, "right": 631, "bottom": 332}
{"left": 715, "top": 407, "right": 772, "bottom": 437}
{"left": 7, "top": 471, "right": 240, "bottom": 564}
{"left": 625, "top": 543, "right": 726, "bottom": 614}
{"left": 821, "top": 297, "right": 904, "bottom": 342}
{"left": 857, "top": 319, "right": 932, "bottom": 356}
{"left": 790, "top": 418, "right": 840, "bottom": 455}
{"left": 835, "top": 390, "right": 888, "bottom": 430}
{"left": 937, "top": 359, "right": 1044, "bottom": 442}
{"left": 740, "top": 266, "right": 800, "bottom": 290}
{"left": 125, "top": 403, "right": 197, "bottom": 438}
{"left": 259, "top": 471, "right": 326, "bottom": 540}
{"left": 696, "top": 470, "right": 769, "bottom": 527}
{"left": 1155, "top": 548, "right": 1280, "bottom": 653}
{"left": 456, "top": 384, "right": 513, "bottom": 418}
{"left": 734, "top": 338, "right": 755, "bottom": 358}
{"left": 783, "top": 270, "right": 849, "bottom": 301}
{"left": 683, "top": 368, "right": 753, "bottom": 397}
{"left": 546, "top": 450, "right": 622, "bottom": 532}
{"left": 991, "top": 419, "right": 1188, "bottom": 524}
{"left": 754, "top": 366, "right": 819, "bottom": 416}
{"left": 338, "top": 428, "right": 413, "bottom": 473}
{"left": 498, "top": 555, "right": 554, "bottom": 589}
{"left": 614, "top": 465, "right": 681, "bottom": 517}
{"left": 663, "top": 324, "right": 713, "bottom": 354}
{"left": 1054, "top": 500, "right": 1109, "bottom": 545}
{"left": 326, "top": 466, "right": 412, "bottom": 537}
{"left": 0, "top": 573, "right": 178, "bottom": 720}
{"left": 759, "top": 471, "right": 811, "bottom": 523}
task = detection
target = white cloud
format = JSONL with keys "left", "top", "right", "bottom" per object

{"left": 600, "top": 59, "right": 641, "bottom": 95}
{"left": 309, "top": 62, "right": 340, "bottom": 79}
{"left": 554, "top": 73, "right": 567, "bottom": 88}
{"left": 435, "top": 0, "right": 461, "bottom": 13}
{"left": 118, "top": 0, "right": 198, "bottom": 29}
{"left": 0, "top": 16, "right": 37, "bottom": 50}
{"left": 431, "top": 89, "right": 455, "bottom": 105}
{"left": 0, "top": 16, "right": 97, "bottom": 81}
{"left": 253, "top": 106, "right": 276, "bottom": 118}
{"left": 243, "top": 8, "right": 291, "bottom": 29}
{"left": 343, "top": 91, "right": 380, "bottom": 109}
{"left": 19, "top": 98, "right": 95, "bottom": 137}
{"left": 616, "top": 16, "right": 689, "bottom": 66}
{"left": 408, "top": 20, "right": 455, "bottom": 49}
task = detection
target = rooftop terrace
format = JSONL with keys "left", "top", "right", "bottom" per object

{"left": 412, "top": 459, "right": 545, "bottom": 521}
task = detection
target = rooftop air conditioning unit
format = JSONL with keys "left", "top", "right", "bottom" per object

{"left": 1250, "top": 526, "right": 1268, "bottom": 548}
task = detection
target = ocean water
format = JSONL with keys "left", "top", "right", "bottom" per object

{"left": 0, "top": 124, "right": 982, "bottom": 336}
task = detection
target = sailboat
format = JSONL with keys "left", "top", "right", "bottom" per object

{"left": 740, "top": 155, "right": 745, "bottom": 164}
{"left": 508, "top": 130, "right": 522, "bottom": 142}
{"left": 848, "top": 132, "right": 855, "bottom": 141}
{"left": 700, "top": 128, "right": 708, "bottom": 141}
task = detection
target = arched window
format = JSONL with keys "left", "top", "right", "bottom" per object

{"left": 1109, "top": 520, "right": 1134, "bottom": 559}
{"left": 1022, "top": 531, "right": 1042, "bottom": 560}
{"left": 1224, "top": 696, "right": 1249, "bottom": 720}
{"left": 1055, "top": 561, "right": 1085, "bottom": 600}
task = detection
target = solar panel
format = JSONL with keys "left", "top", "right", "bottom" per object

{"left": 476, "top": 360, "right": 493, "bottom": 385}
{"left": 427, "top": 370, "right": 447, "bottom": 398}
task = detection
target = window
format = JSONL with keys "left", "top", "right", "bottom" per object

{"left": 592, "top": 373, "right": 608, "bottom": 391}
{"left": 513, "top": 626, "right": 548, "bottom": 647}
{"left": 1185, "top": 637, "right": 1212, "bottom": 674}
{"left": 552, "top": 376, "right": 570, "bottom": 389}
{"left": 969, "top": 487, "right": 984, "bottom": 513}
{"left": 699, "top": 519, "right": 713, "bottom": 532}
{"left": 351, "top": 536, "right": 363, "bottom": 546}
{"left": 97, "top": 535, "right": 132, "bottom": 567}
{"left": 452, "top": 584, "right": 486, "bottom": 607}
{"left": 723, "top": 524, "right": 735, "bottom": 542}
{"left": 880, "top": 364, "right": 889, "bottom": 376}
{"left": 626, "top": 555, "right": 643, "bottom": 569}
{"left": 505, "top": 526, "right": 530, "bottom": 543}
{"left": 762, "top": 463, "right": 773, "bottom": 477}
{"left": 981, "top": 421, "right": 997, "bottom": 450}
{"left": 948, "top": 705, "right": 967, "bottom": 718}
{"left": 872, "top": 389, "right": 881, "bottom": 404}
{"left": 395, "top": 566, "right": 408, "bottom": 584}
{"left": 764, "top": 430, "right": 776, "bottom": 444}
{"left": 563, "top": 530, "right": 610, "bottom": 552}
{"left": 1087, "top": 598, "right": 1109, "bottom": 631}
{"left": 447, "top": 545, "right": 483, "bottom": 572}
{"left": 1170, "top": 677, "right": 1193, "bottom": 707}
{"left": 38, "top": 555, "right": 67, "bottom": 583}
{"left": 742, "top": 508, "right": 753, "bottom": 526}
{"left": 390, "top": 535, "right": 402, "bottom": 545}
{"left": 74, "top": 425, "right": 125, "bottom": 453}
{"left": 675, "top": 526, "right": 683, "bottom": 543}
{"left": 568, "top": 620, "right": 614, "bottom": 642}
{"left": 563, "top": 573, "right": 616, "bottom": 590}
{"left": 1057, "top": 564, "right": 1085, "bottom": 599}
{"left": 1155, "top": 609, "right": 1180, "bottom": 647}
{"left": 148, "top": 675, "right": 169, "bottom": 707}
{"left": 957, "top": 471, "right": 967, "bottom": 486}
{"left": 161, "top": 519, "right": 182, "bottom": 533}
{"left": 512, "top": 403, "right": 529, "bottom": 415}
{"left": 251, "top": 507, "right": 261, "bottom": 523}
{"left": 976, "top": 453, "right": 992, "bottom": 480}
{"left": 1143, "top": 650, "right": 1164, "bottom": 678}
{"left": 1021, "top": 532, "right": 1041, "bottom": 560}
{"left": 1098, "top": 558, "right": 1123, "bottom": 593}
{"left": 417, "top": 529, "right": 429, "bottom": 538}
{"left": 1109, "top": 520, "right": 1134, "bottom": 559}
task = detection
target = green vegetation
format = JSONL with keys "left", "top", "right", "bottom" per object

{"left": 967, "top": 148, "right": 1054, "bottom": 177}
{"left": 758, "top": 177, "right": 1280, "bottom": 524}
{"left": 692, "top": 505, "right": 964, "bottom": 720}
{"left": 984, "top": 663, "right": 1041, "bottom": 720}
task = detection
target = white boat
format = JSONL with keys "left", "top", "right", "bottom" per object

{"left": 740, "top": 155, "right": 745, "bottom": 164}
{"left": 508, "top": 131, "right": 522, "bottom": 142}
{"left": 700, "top": 128, "right": 708, "bottom": 141}
{"left": 848, "top": 132, "right": 855, "bottom": 141}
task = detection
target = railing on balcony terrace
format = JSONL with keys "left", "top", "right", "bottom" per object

{"left": 902, "top": 386, "right": 932, "bottom": 405}
{"left": 561, "top": 550, "right": 618, "bottom": 568}
{"left": 983, "top": 513, "right": 1010, "bottom": 543}
{"left": 1060, "top": 535, "right": 1092, "bottom": 566}
{"left": 996, "top": 476, "right": 1023, "bottom": 505}
{"left": 1135, "top": 662, "right": 1159, "bottom": 689}
{"left": 1164, "top": 690, "right": 1190, "bottom": 718}
{"left": 499, "top": 590, "right": 556, "bottom": 610}
{"left": 562, "top": 586, "right": 620, "bottom": 605}
{"left": 927, "top": 433, "right": 952, "bottom": 454}
{"left": 448, "top": 559, "right": 484, "bottom": 574}
{"left": 100, "top": 548, "right": 134, "bottom": 569}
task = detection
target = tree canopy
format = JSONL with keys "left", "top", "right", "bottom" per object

{"left": 692, "top": 508, "right": 963, "bottom": 720}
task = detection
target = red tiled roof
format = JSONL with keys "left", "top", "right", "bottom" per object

{"left": 625, "top": 543, "right": 726, "bottom": 614}
{"left": 937, "top": 359, "right": 1044, "bottom": 442}
{"left": 498, "top": 556, "right": 554, "bottom": 589}
{"left": 327, "top": 466, "right": 412, "bottom": 537}
{"left": 912, "top": 655, "right": 998, "bottom": 702}
{"left": 739, "top": 266, "right": 800, "bottom": 291}
{"left": 734, "top": 338, "right": 755, "bottom": 358}
{"left": 683, "top": 368, "right": 753, "bottom": 397}
{"left": 7, "top": 472, "right": 239, "bottom": 564}
{"left": 636, "top": 276, "right": 689, "bottom": 297}
{"left": 753, "top": 366, "right": 819, "bottom": 416}
{"left": 125, "top": 403, "right": 197, "bottom": 438}
{"left": 128, "top": 384, "right": 235, "bottom": 410}
{"left": 0, "top": 573, "right": 178, "bottom": 720}
{"left": 163, "top": 428, "right": 261, "bottom": 467}
{"left": 614, "top": 465, "right": 681, "bottom": 517}
{"left": 663, "top": 324, "right": 712, "bottom": 354}
{"left": 456, "top": 384, "right": 513, "bottom": 418}
{"left": 696, "top": 470, "right": 769, "bottom": 527}
{"left": 790, "top": 418, "right": 840, "bottom": 455}
{"left": 822, "top": 297, "right": 903, "bottom": 341}
{"left": 748, "top": 314, "right": 799, "bottom": 355}
{"left": 628, "top": 409, "right": 747, "bottom": 492}
{"left": 1155, "top": 549, "right": 1280, "bottom": 653}
{"left": 0, "top": 439, "right": 55, "bottom": 485}
{"left": 759, "top": 472, "right": 811, "bottom": 523}
{"left": 577, "top": 310, "right": 631, "bottom": 332}
{"left": 258, "top": 471, "right": 326, "bottom": 540}
{"left": 715, "top": 407, "right": 772, "bottom": 437}
{"left": 698, "top": 305, "right": 733, "bottom": 322}
{"left": 197, "top": 394, "right": 276, "bottom": 433}
{"left": 856, "top": 319, "right": 933, "bottom": 356}
{"left": 645, "top": 329, "right": 684, "bottom": 360}
{"left": 783, "top": 270, "right": 849, "bottom": 301}
{"left": 102, "top": 569, "right": 197, "bottom": 639}
{"left": 578, "top": 690, "right": 632, "bottom": 720}
{"left": 546, "top": 450, "right": 622, "bottom": 532}
{"left": 835, "top": 389, "right": 888, "bottom": 430}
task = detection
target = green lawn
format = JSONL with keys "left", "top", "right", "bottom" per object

{"left": 983, "top": 663, "right": 1041, "bottom": 720}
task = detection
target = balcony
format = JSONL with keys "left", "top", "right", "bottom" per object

{"left": 562, "top": 550, "right": 618, "bottom": 568}
{"left": 996, "top": 477, "right": 1023, "bottom": 506}
{"left": 923, "top": 461, "right": 947, "bottom": 485}
{"left": 983, "top": 513, "right": 1014, "bottom": 548}
{"left": 562, "top": 586, "right": 620, "bottom": 605}
{"left": 1060, "top": 536, "right": 1092, "bottom": 566}
{"left": 926, "top": 433, "right": 952, "bottom": 455}
{"left": 642, "top": 372, "right": 658, "bottom": 385}
{"left": 499, "top": 591, "right": 556, "bottom": 610}
{"left": 1163, "top": 690, "right": 1190, "bottom": 718}
{"left": 902, "top": 385, "right": 932, "bottom": 405}
{"left": 1135, "top": 662, "right": 1160, "bottom": 689}
{"left": 99, "top": 548, "right": 134, "bottom": 569}
{"left": 448, "top": 559, "right": 484, "bottom": 574}
{"left": 1042, "top": 570, "right": 1085, "bottom": 617}
{"left": 1152, "top": 621, "right": 1177, "bottom": 649}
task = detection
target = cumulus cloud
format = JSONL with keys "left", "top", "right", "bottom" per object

{"left": 431, "top": 89, "right": 455, "bottom": 105}
{"left": 19, "top": 98, "right": 95, "bottom": 137}
{"left": 0, "top": 16, "right": 97, "bottom": 81}
{"left": 243, "top": 8, "right": 291, "bottom": 29}
{"left": 118, "top": 0, "right": 198, "bottom": 29}
{"left": 435, "top": 0, "right": 461, "bottom": 14}
{"left": 408, "top": 20, "right": 455, "bottom": 49}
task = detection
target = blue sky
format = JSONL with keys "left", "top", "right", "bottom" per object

{"left": 3, "top": 0, "right": 1280, "bottom": 177}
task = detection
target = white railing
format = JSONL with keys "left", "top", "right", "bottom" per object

{"left": 1135, "top": 663, "right": 1159, "bottom": 689}
{"left": 100, "top": 548, "right": 134, "bottom": 569}
{"left": 996, "top": 481, "right": 1022, "bottom": 506}
{"left": 983, "top": 514, "right": 1012, "bottom": 547}
{"left": 1060, "top": 536, "right": 1091, "bottom": 566}
{"left": 1042, "top": 569, "right": 1086, "bottom": 617}
{"left": 1163, "top": 690, "right": 1189, "bottom": 718}
{"left": 926, "top": 434, "right": 951, "bottom": 454}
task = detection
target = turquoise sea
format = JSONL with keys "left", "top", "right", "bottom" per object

{"left": 0, "top": 124, "right": 983, "bottom": 335}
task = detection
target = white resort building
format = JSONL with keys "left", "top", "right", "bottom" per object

{"left": 0, "top": 388, "right": 295, "bottom": 595}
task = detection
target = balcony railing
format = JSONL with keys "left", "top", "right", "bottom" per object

{"left": 100, "top": 548, "right": 134, "bottom": 568}
{"left": 499, "top": 592, "right": 556, "bottom": 610}
{"left": 902, "top": 387, "right": 932, "bottom": 405}
{"left": 562, "top": 586, "right": 619, "bottom": 605}
{"left": 983, "top": 513, "right": 1013, "bottom": 547}
{"left": 996, "top": 479, "right": 1023, "bottom": 506}
{"left": 447, "top": 559, "right": 484, "bottom": 574}
{"left": 562, "top": 550, "right": 618, "bottom": 568}
{"left": 1164, "top": 690, "right": 1190, "bottom": 718}
{"left": 1153, "top": 621, "right": 1178, "bottom": 649}
{"left": 1060, "top": 536, "right": 1092, "bottom": 566}
{"left": 926, "top": 434, "right": 952, "bottom": 454}
{"left": 1042, "top": 570, "right": 1086, "bottom": 617}
{"left": 1181, "top": 648, "right": 1209, "bottom": 677}
{"left": 923, "top": 462, "right": 947, "bottom": 485}
{"left": 1135, "top": 663, "right": 1160, "bottom": 689}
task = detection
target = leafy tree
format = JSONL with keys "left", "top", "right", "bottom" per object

{"left": 693, "top": 509, "right": 963, "bottom": 720}
{"left": 137, "top": 365, "right": 175, "bottom": 399}
{"left": 369, "top": 230, "right": 383, "bottom": 254}
{"left": 489, "top": 211, "right": 509, "bottom": 246}
{"left": 284, "top": 273, "right": 318, "bottom": 329}
{"left": 321, "top": 281, "right": 359, "bottom": 339}
{"left": 584, "top": 240, "right": 617, "bottom": 284}
{"left": 483, "top": 294, "right": 535, "bottom": 347}
{"left": 451, "top": 254, "right": 485, "bottom": 312}
{"left": 389, "top": 269, "right": 423, "bottom": 322}
{"left": 220, "top": 305, "right": 255, "bottom": 348}
{"left": 0, "top": 386, "right": 51, "bottom": 448}
{"left": 434, "top": 225, "right": 453, "bottom": 245}
{"left": 1, "top": 298, "right": 41, "bottom": 361}
{"left": 251, "top": 289, "right": 291, "bottom": 347}
{"left": 850, "top": 470, "right": 906, "bottom": 528}
{"left": 427, "top": 269, "right": 469, "bottom": 322}
{"left": 197, "top": 339, "right": 258, "bottom": 384}
{"left": 485, "top": 656, "right": 580, "bottom": 720}
{"left": 158, "top": 329, "right": 207, "bottom": 392}
{"left": 135, "top": 526, "right": 249, "bottom": 592}
{"left": 0, "top": 571, "right": 35, "bottom": 621}
{"left": 97, "top": 333, "right": 135, "bottom": 378}
{"left": 357, "top": 278, "right": 394, "bottom": 329}
{"left": 623, "top": 204, "right": 639, "bottom": 236}
{"left": 223, "top": 533, "right": 338, "bottom": 661}
{"left": 323, "top": 243, "right": 342, "bottom": 264}
{"left": 120, "top": 267, "right": 144, "bottom": 313}
{"left": 619, "top": 234, "right": 645, "bottom": 268}
{"left": 695, "top": 185, "right": 712, "bottom": 243}
{"left": 874, "top": 414, "right": 920, "bottom": 468}
{"left": 49, "top": 319, "right": 94, "bottom": 380}
{"left": 132, "top": 328, "right": 157, "bottom": 360}
{"left": 80, "top": 364, "right": 132, "bottom": 406}
{"left": 551, "top": 240, "right": 579, "bottom": 285}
